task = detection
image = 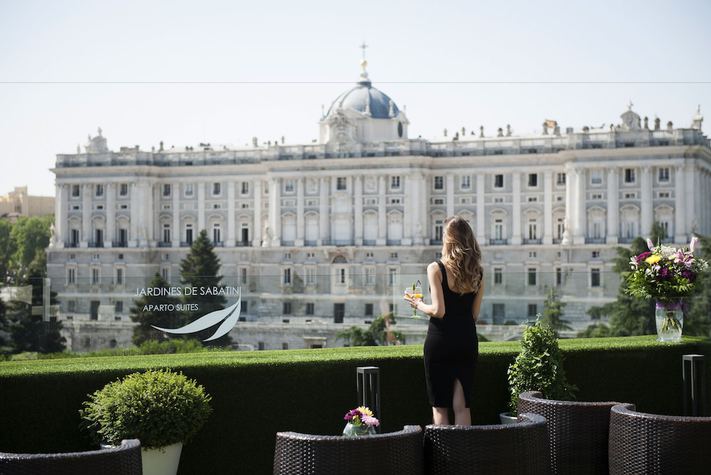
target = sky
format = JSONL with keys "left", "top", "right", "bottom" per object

{"left": 1, "top": 0, "right": 710, "bottom": 197}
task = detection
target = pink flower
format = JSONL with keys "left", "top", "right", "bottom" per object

{"left": 646, "top": 238, "right": 655, "bottom": 251}
{"left": 690, "top": 236, "right": 699, "bottom": 253}
{"left": 361, "top": 415, "right": 380, "bottom": 427}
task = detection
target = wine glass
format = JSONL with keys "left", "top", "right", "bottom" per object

{"left": 406, "top": 280, "right": 422, "bottom": 317}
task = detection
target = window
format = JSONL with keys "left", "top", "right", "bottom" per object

{"left": 71, "top": 185, "right": 80, "bottom": 197}
{"left": 284, "top": 180, "right": 295, "bottom": 193}
{"left": 119, "top": 184, "right": 128, "bottom": 196}
{"left": 658, "top": 167, "right": 670, "bottom": 182}
{"left": 527, "top": 304, "right": 538, "bottom": 318}
{"left": 283, "top": 268, "right": 292, "bottom": 285}
{"left": 306, "top": 303, "right": 315, "bottom": 315}
{"left": 282, "top": 343, "right": 289, "bottom": 350}
{"left": 460, "top": 175, "right": 471, "bottom": 189}
{"left": 492, "top": 303, "right": 505, "bottom": 323}
{"left": 659, "top": 192, "right": 670, "bottom": 199}
{"left": 529, "top": 251, "right": 537, "bottom": 258}
{"left": 528, "top": 174, "right": 538, "bottom": 187}
{"left": 240, "top": 268, "right": 248, "bottom": 285}
{"left": 592, "top": 193, "right": 603, "bottom": 200}
{"left": 336, "top": 177, "right": 347, "bottom": 190}
{"left": 241, "top": 182, "right": 249, "bottom": 194}
{"left": 390, "top": 176, "right": 401, "bottom": 189}
{"left": 527, "top": 268, "right": 537, "bottom": 286}
{"left": 305, "top": 267, "right": 315, "bottom": 285}
{"left": 212, "top": 182, "right": 221, "bottom": 195}
{"left": 338, "top": 268, "right": 346, "bottom": 284}
{"left": 185, "top": 224, "right": 194, "bottom": 245}
{"left": 556, "top": 267, "right": 563, "bottom": 286}
{"left": 660, "top": 221, "right": 669, "bottom": 236}
{"left": 283, "top": 302, "right": 292, "bottom": 314}
{"left": 212, "top": 224, "right": 222, "bottom": 244}
{"left": 433, "top": 176, "right": 444, "bottom": 190}
{"left": 556, "top": 173, "right": 566, "bottom": 185}
{"left": 434, "top": 219, "right": 444, "bottom": 242}
{"left": 115, "top": 301, "right": 124, "bottom": 313}
{"left": 494, "top": 174, "right": 504, "bottom": 188}
{"left": 528, "top": 220, "right": 538, "bottom": 240}
{"left": 162, "top": 184, "right": 171, "bottom": 197}
{"left": 365, "top": 267, "right": 375, "bottom": 285}
{"left": 591, "top": 268, "right": 601, "bottom": 287}
{"left": 390, "top": 252, "right": 398, "bottom": 259}
{"left": 592, "top": 250, "right": 600, "bottom": 258}
{"left": 242, "top": 301, "right": 248, "bottom": 313}
{"left": 161, "top": 267, "right": 169, "bottom": 281}
{"left": 67, "top": 268, "right": 76, "bottom": 285}
{"left": 115, "top": 268, "right": 124, "bottom": 285}
{"left": 185, "top": 184, "right": 194, "bottom": 197}
{"left": 163, "top": 224, "right": 171, "bottom": 243}
{"left": 590, "top": 170, "right": 603, "bottom": 185}
{"left": 494, "top": 268, "right": 503, "bottom": 285}
{"left": 91, "top": 268, "right": 100, "bottom": 285}
{"left": 624, "top": 168, "right": 636, "bottom": 183}
{"left": 494, "top": 219, "right": 504, "bottom": 240}
{"left": 67, "top": 300, "right": 76, "bottom": 312}
{"left": 556, "top": 218, "right": 565, "bottom": 240}
{"left": 365, "top": 303, "right": 374, "bottom": 317}
{"left": 93, "top": 184, "right": 103, "bottom": 197}
{"left": 258, "top": 342, "right": 265, "bottom": 350}
{"left": 388, "top": 268, "right": 398, "bottom": 286}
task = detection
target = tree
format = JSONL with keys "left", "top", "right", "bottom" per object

{"left": 0, "top": 298, "right": 10, "bottom": 354}
{"left": 179, "top": 230, "right": 231, "bottom": 347}
{"left": 337, "top": 313, "right": 404, "bottom": 346}
{"left": 9, "top": 216, "right": 52, "bottom": 283}
{"left": 539, "top": 287, "right": 571, "bottom": 335}
{"left": 0, "top": 220, "right": 15, "bottom": 284}
{"left": 130, "top": 273, "right": 181, "bottom": 345}
{"left": 577, "top": 323, "right": 612, "bottom": 338}
{"left": 684, "top": 234, "right": 711, "bottom": 336}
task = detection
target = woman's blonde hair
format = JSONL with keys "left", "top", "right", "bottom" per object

{"left": 441, "top": 215, "right": 483, "bottom": 294}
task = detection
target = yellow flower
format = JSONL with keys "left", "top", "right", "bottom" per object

{"left": 645, "top": 254, "right": 661, "bottom": 264}
{"left": 357, "top": 406, "right": 373, "bottom": 417}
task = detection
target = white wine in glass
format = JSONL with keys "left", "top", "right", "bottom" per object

{"left": 409, "top": 280, "right": 422, "bottom": 317}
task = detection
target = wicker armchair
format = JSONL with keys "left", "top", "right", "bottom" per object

{"left": 423, "top": 413, "right": 550, "bottom": 475}
{"left": 517, "top": 390, "right": 623, "bottom": 475}
{"left": 273, "top": 425, "right": 423, "bottom": 475}
{"left": 0, "top": 439, "right": 142, "bottom": 475}
{"left": 609, "top": 403, "right": 711, "bottom": 474}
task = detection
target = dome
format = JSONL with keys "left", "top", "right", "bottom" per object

{"left": 326, "top": 80, "right": 400, "bottom": 119}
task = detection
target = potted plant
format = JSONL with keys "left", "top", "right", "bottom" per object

{"left": 80, "top": 369, "right": 212, "bottom": 475}
{"left": 500, "top": 318, "right": 576, "bottom": 424}
{"left": 626, "top": 237, "right": 708, "bottom": 341}
{"left": 342, "top": 406, "right": 380, "bottom": 436}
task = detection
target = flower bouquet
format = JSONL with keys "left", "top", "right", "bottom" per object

{"left": 626, "top": 237, "right": 708, "bottom": 341}
{"left": 342, "top": 406, "right": 379, "bottom": 437}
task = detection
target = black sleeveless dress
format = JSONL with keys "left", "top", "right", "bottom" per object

{"left": 423, "top": 260, "right": 479, "bottom": 408}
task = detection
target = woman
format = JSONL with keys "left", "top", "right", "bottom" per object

{"left": 404, "top": 216, "right": 484, "bottom": 425}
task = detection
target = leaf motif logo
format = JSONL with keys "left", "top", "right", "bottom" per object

{"left": 152, "top": 297, "right": 241, "bottom": 341}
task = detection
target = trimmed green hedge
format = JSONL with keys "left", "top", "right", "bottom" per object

{"left": 1, "top": 336, "right": 709, "bottom": 474}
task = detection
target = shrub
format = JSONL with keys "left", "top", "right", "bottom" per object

{"left": 79, "top": 369, "right": 212, "bottom": 448}
{"left": 507, "top": 318, "right": 577, "bottom": 414}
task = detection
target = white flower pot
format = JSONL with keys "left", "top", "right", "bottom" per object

{"left": 141, "top": 442, "right": 183, "bottom": 475}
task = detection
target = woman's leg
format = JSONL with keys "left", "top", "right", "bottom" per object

{"left": 432, "top": 407, "right": 449, "bottom": 425}
{"left": 452, "top": 379, "right": 471, "bottom": 426}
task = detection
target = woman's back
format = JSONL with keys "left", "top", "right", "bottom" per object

{"left": 429, "top": 259, "right": 476, "bottom": 334}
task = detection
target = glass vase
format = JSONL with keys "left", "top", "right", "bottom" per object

{"left": 342, "top": 422, "right": 376, "bottom": 437}
{"left": 655, "top": 300, "right": 683, "bottom": 342}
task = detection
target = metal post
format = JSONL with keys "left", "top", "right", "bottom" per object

{"left": 682, "top": 354, "right": 706, "bottom": 416}
{"left": 356, "top": 366, "right": 381, "bottom": 432}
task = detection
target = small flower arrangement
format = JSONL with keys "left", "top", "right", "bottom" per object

{"left": 342, "top": 406, "right": 379, "bottom": 436}
{"left": 626, "top": 237, "right": 708, "bottom": 335}
{"left": 627, "top": 237, "right": 708, "bottom": 302}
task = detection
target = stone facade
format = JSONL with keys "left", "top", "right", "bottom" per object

{"left": 0, "top": 186, "right": 54, "bottom": 221}
{"left": 47, "top": 67, "right": 711, "bottom": 351}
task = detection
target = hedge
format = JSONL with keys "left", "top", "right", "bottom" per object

{"left": 0, "top": 336, "right": 709, "bottom": 474}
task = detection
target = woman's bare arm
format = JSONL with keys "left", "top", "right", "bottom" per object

{"left": 404, "top": 262, "right": 445, "bottom": 318}
{"left": 472, "top": 279, "right": 485, "bottom": 321}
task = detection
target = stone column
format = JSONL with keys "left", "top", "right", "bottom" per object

{"left": 377, "top": 176, "right": 386, "bottom": 245}
{"left": 640, "top": 166, "right": 653, "bottom": 238}
{"left": 403, "top": 174, "right": 415, "bottom": 246}
{"left": 476, "top": 174, "right": 485, "bottom": 244}
{"left": 172, "top": 186, "right": 180, "bottom": 247}
{"left": 685, "top": 162, "right": 696, "bottom": 236}
{"left": 354, "top": 176, "right": 363, "bottom": 245}
{"left": 573, "top": 169, "right": 586, "bottom": 244}
{"left": 446, "top": 174, "right": 455, "bottom": 217}
{"left": 253, "top": 180, "right": 262, "bottom": 247}
{"left": 105, "top": 183, "right": 115, "bottom": 247}
{"left": 81, "top": 184, "right": 91, "bottom": 247}
{"left": 296, "top": 177, "right": 305, "bottom": 246}
{"left": 269, "top": 177, "right": 281, "bottom": 246}
{"left": 417, "top": 173, "right": 428, "bottom": 245}
{"left": 129, "top": 182, "right": 138, "bottom": 247}
{"left": 197, "top": 182, "right": 206, "bottom": 233}
{"left": 606, "top": 168, "right": 619, "bottom": 244}
{"left": 226, "top": 181, "right": 236, "bottom": 246}
{"left": 55, "top": 184, "right": 67, "bottom": 247}
{"left": 511, "top": 173, "right": 521, "bottom": 245}
{"left": 543, "top": 171, "right": 553, "bottom": 245}
{"left": 148, "top": 183, "right": 156, "bottom": 246}
{"left": 318, "top": 177, "right": 329, "bottom": 245}
{"left": 561, "top": 167, "right": 573, "bottom": 245}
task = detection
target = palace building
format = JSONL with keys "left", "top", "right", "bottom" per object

{"left": 47, "top": 60, "right": 711, "bottom": 350}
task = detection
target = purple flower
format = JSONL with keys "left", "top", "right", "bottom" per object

{"left": 637, "top": 251, "right": 652, "bottom": 262}
{"left": 659, "top": 267, "right": 670, "bottom": 279}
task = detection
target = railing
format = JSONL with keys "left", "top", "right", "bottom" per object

{"left": 88, "top": 241, "right": 103, "bottom": 248}
{"left": 522, "top": 239, "right": 542, "bottom": 245}
{"left": 489, "top": 239, "right": 508, "bottom": 245}
{"left": 585, "top": 237, "right": 606, "bottom": 244}
{"left": 386, "top": 239, "right": 401, "bottom": 245}
{"left": 157, "top": 241, "right": 172, "bottom": 248}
